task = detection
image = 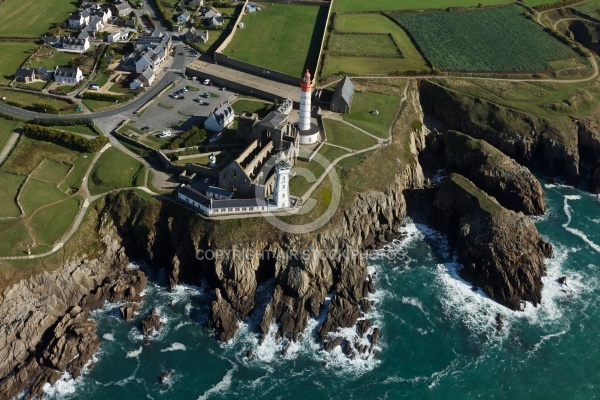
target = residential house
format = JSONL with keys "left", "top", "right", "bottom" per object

{"left": 54, "top": 66, "right": 83, "bottom": 84}
{"left": 107, "top": 29, "right": 130, "bottom": 43}
{"left": 206, "top": 16, "right": 224, "bottom": 29}
{"left": 203, "top": 8, "right": 221, "bottom": 20}
{"left": 330, "top": 75, "right": 354, "bottom": 114}
{"left": 114, "top": 0, "right": 132, "bottom": 17}
{"left": 245, "top": 3, "right": 257, "bottom": 13}
{"left": 185, "top": 27, "right": 208, "bottom": 43}
{"left": 135, "top": 44, "right": 166, "bottom": 73}
{"left": 81, "top": 2, "right": 112, "bottom": 24}
{"left": 129, "top": 66, "right": 154, "bottom": 89}
{"left": 87, "top": 16, "right": 104, "bottom": 33}
{"left": 177, "top": 10, "right": 191, "bottom": 24}
{"left": 205, "top": 102, "right": 234, "bottom": 132}
{"left": 68, "top": 11, "right": 90, "bottom": 29}
{"left": 15, "top": 67, "right": 52, "bottom": 83}
{"left": 187, "top": 0, "right": 203, "bottom": 8}
{"left": 60, "top": 37, "right": 90, "bottom": 53}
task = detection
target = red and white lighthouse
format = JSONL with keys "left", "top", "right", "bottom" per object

{"left": 298, "top": 69, "right": 314, "bottom": 132}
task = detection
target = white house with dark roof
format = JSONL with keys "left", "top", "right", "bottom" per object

{"left": 203, "top": 8, "right": 221, "bottom": 19}
{"left": 54, "top": 66, "right": 83, "bottom": 84}
{"left": 185, "top": 27, "right": 209, "bottom": 43}
{"left": 204, "top": 102, "right": 234, "bottom": 133}
{"left": 68, "top": 11, "right": 90, "bottom": 29}
{"left": 177, "top": 10, "right": 191, "bottom": 24}
{"left": 107, "top": 29, "right": 130, "bottom": 43}
{"left": 207, "top": 16, "right": 224, "bottom": 29}
{"left": 60, "top": 37, "right": 90, "bottom": 53}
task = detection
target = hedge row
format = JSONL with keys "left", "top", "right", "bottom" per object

{"left": 28, "top": 118, "right": 94, "bottom": 127}
{"left": 82, "top": 91, "right": 128, "bottom": 102}
{"left": 167, "top": 126, "right": 207, "bottom": 149}
{"left": 23, "top": 124, "right": 109, "bottom": 153}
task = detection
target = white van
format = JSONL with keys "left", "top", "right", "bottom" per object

{"left": 90, "top": 85, "right": 100, "bottom": 90}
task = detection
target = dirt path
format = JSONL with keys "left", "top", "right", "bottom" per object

{"left": 0, "top": 132, "right": 20, "bottom": 166}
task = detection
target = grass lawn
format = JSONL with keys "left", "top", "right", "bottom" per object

{"left": 223, "top": 3, "right": 327, "bottom": 76}
{"left": 54, "top": 124, "right": 99, "bottom": 137}
{"left": 0, "top": 88, "right": 74, "bottom": 113}
{"left": 25, "top": 46, "right": 76, "bottom": 70}
{"left": 52, "top": 85, "right": 76, "bottom": 94}
{"left": 0, "top": 42, "right": 37, "bottom": 84}
{"left": 318, "top": 144, "right": 350, "bottom": 164}
{"left": 328, "top": 34, "right": 401, "bottom": 58}
{"left": 0, "top": 172, "right": 25, "bottom": 218}
{"left": 0, "top": 219, "right": 31, "bottom": 257}
{"left": 89, "top": 147, "right": 146, "bottom": 195}
{"left": 108, "top": 83, "right": 135, "bottom": 95}
{"left": 173, "top": 155, "right": 211, "bottom": 166}
{"left": 343, "top": 91, "right": 400, "bottom": 138}
{"left": 93, "top": 72, "right": 111, "bottom": 88}
{"left": 20, "top": 179, "right": 67, "bottom": 215}
{"left": 1, "top": 136, "right": 80, "bottom": 175}
{"left": 0, "top": 117, "right": 23, "bottom": 151}
{"left": 323, "top": 119, "right": 378, "bottom": 150}
{"left": 289, "top": 160, "right": 326, "bottom": 197}
{"left": 0, "top": 0, "right": 77, "bottom": 37}
{"left": 323, "top": 14, "right": 429, "bottom": 77}
{"left": 31, "top": 159, "right": 71, "bottom": 184}
{"left": 29, "top": 196, "right": 81, "bottom": 246}
{"left": 60, "top": 153, "right": 94, "bottom": 191}
{"left": 83, "top": 99, "right": 118, "bottom": 111}
{"left": 232, "top": 99, "right": 272, "bottom": 117}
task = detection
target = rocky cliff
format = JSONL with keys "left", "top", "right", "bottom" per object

{"left": 419, "top": 79, "right": 581, "bottom": 184}
{"left": 577, "top": 117, "right": 600, "bottom": 193}
{"left": 443, "top": 130, "right": 546, "bottom": 215}
{"left": 431, "top": 174, "right": 552, "bottom": 310}
{"left": 0, "top": 215, "right": 147, "bottom": 400}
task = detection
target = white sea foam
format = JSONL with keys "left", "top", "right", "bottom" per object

{"left": 161, "top": 342, "right": 187, "bottom": 352}
{"left": 562, "top": 195, "right": 600, "bottom": 253}
{"left": 102, "top": 333, "right": 115, "bottom": 342}
{"left": 174, "top": 321, "right": 192, "bottom": 331}
{"left": 197, "top": 365, "right": 237, "bottom": 400}
{"left": 126, "top": 346, "right": 143, "bottom": 358}
{"left": 42, "top": 372, "right": 77, "bottom": 398}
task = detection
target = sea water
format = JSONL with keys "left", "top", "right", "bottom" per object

{"left": 43, "top": 183, "right": 600, "bottom": 399}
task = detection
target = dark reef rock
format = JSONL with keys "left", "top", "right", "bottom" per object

{"left": 431, "top": 174, "right": 552, "bottom": 310}
{"left": 444, "top": 130, "right": 546, "bottom": 215}
{"left": 141, "top": 307, "right": 163, "bottom": 337}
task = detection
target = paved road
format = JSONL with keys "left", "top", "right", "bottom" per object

{"left": 0, "top": 132, "right": 20, "bottom": 165}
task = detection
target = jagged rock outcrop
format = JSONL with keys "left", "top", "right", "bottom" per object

{"left": 0, "top": 216, "right": 147, "bottom": 400}
{"left": 577, "top": 117, "right": 600, "bottom": 193}
{"left": 209, "top": 289, "right": 239, "bottom": 341}
{"left": 419, "top": 79, "right": 580, "bottom": 184}
{"left": 431, "top": 174, "right": 552, "bottom": 310}
{"left": 141, "top": 307, "right": 163, "bottom": 337}
{"left": 444, "top": 130, "right": 546, "bottom": 215}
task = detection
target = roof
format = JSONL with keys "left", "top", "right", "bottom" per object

{"left": 180, "top": 10, "right": 190, "bottom": 18}
{"left": 115, "top": 1, "right": 131, "bottom": 10}
{"left": 332, "top": 75, "right": 354, "bottom": 105}
{"left": 212, "top": 197, "right": 267, "bottom": 209}
{"left": 141, "top": 67, "right": 155, "bottom": 80}
{"left": 209, "top": 102, "right": 234, "bottom": 124}
{"left": 206, "top": 186, "right": 234, "bottom": 199}
{"left": 55, "top": 66, "right": 80, "bottom": 77}
{"left": 179, "top": 185, "right": 211, "bottom": 207}
{"left": 257, "top": 111, "right": 288, "bottom": 129}
{"left": 15, "top": 68, "right": 35, "bottom": 78}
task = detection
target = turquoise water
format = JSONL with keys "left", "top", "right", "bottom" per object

{"left": 43, "top": 183, "right": 600, "bottom": 399}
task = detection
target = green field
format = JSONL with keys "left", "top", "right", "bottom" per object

{"left": 334, "top": 0, "right": 555, "bottom": 12}
{"left": 20, "top": 179, "right": 67, "bottom": 215}
{"left": 0, "top": 42, "right": 37, "bottom": 84}
{"left": 323, "top": 119, "right": 378, "bottom": 150}
{"left": 29, "top": 196, "right": 80, "bottom": 246}
{"left": 393, "top": 6, "right": 580, "bottom": 72}
{"left": 328, "top": 33, "right": 401, "bottom": 58}
{"left": 1, "top": 136, "right": 81, "bottom": 175}
{"left": 89, "top": 147, "right": 146, "bottom": 195}
{"left": 573, "top": 0, "right": 600, "bottom": 19}
{"left": 0, "top": 172, "right": 24, "bottom": 218}
{"left": 54, "top": 124, "right": 99, "bottom": 137}
{"left": 343, "top": 91, "right": 400, "bottom": 138}
{"left": 322, "top": 13, "right": 429, "bottom": 77}
{"left": 31, "top": 159, "right": 71, "bottom": 184}
{"left": 0, "top": 88, "right": 74, "bottom": 113}
{"left": 0, "top": 0, "right": 77, "bottom": 37}
{"left": 223, "top": 4, "right": 327, "bottom": 76}
{"left": 232, "top": 99, "right": 272, "bottom": 117}
{"left": 83, "top": 99, "right": 118, "bottom": 111}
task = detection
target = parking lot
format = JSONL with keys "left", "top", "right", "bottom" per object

{"left": 131, "top": 77, "right": 236, "bottom": 138}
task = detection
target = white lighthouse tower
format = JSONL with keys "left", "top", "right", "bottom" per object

{"left": 299, "top": 69, "right": 313, "bottom": 131}
{"left": 297, "top": 69, "right": 320, "bottom": 145}
{"left": 273, "top": 159, "right": 291, "bottom": 209}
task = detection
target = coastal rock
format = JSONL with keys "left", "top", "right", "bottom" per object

{"left": 208, "top": 289, "right": 239, "bottom": 342}
{"left": 577, "top": 117, "right": 600, "bottom": 193}
{"left": 120, "top": 303, "right": 140, "bottom": 321}
{"left": 159, "top": 369, "right": 174, "bottom": 384}
{"left": 431, "top": 174, "right": 552, "bottom": 310}
{"left": 141, "top": 307, "right": 163, "bottom": 337}
{"left": 444, "top": 130, "right": 546, "bottom": 215}
{"left": 0, "top": 216, "right": 146, "bottom": 400}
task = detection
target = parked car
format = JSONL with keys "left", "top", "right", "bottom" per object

{"left": 90, "top": 85, "right": 100, "bottom": 90}
{"left": 142, "top": 126, "right": 151, "bottom": 130}
{"left": 203, "top": 92, "right": 210, "bottom": 98}
{"left": 183, "top": 87, "right": 188, "bottom": 92}
{"left": 203, "top": 79, "right": 210, "bottom": 85}
{"left": 171, "top": 94, "right": 179, "bottom": 99}
{"left": 158, "top": 130, "right": 171, "bottom": 138}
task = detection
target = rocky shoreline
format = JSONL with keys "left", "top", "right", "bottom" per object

{"left": 0, "top": 78, "right": 591, "bottom": 398}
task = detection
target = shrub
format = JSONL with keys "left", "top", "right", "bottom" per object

{"left": 82, "top": 91, "right": 128, "bottom": 102}
{"left": 167, "top": 126, "right": 207, "bottom": 149}
{"left": 22, "top": 124, "right": 109, "bottom": 153}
